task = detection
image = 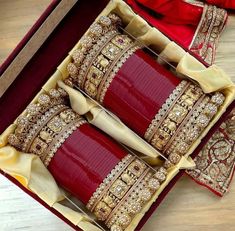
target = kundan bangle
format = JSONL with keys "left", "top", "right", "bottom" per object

{"left": 8, "top": 88, "right": 86, "bottom": 166}
{"left": 165, "top": 92, "right": 225, "bottom": 164}
{"left": 67, "top": 14, "right": 141, "bottom": 101}
{"left": 146, "top": 81, "right": 204, "bottom": 150}
{"left": 88, "top": 155, "right": 167, "bottom": 230}
{"left": 144, "top": 80, "right": 189, "bottom": 142}
{"left": 8, "top": 87, "right": 167, "bottom": 231}
{"left": 65, "top": 13, "right": 226, "bottom": 166}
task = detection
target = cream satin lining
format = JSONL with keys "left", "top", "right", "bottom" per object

{"left": 0, "top": 0, "right": 234, "bottom": 230}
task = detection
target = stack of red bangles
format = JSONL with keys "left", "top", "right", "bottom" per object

{"left": 66, "top": 14, "right": 225, "bottom": 167}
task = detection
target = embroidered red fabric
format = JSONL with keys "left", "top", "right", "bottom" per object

{"left": 186, "top": 109, "right": 235, "bottom": 196}
{"left": 126, "top": 0, "right": 227, "bottom": 65}
{"left": 48, "top": 123, "right": 127, "bottom": 204}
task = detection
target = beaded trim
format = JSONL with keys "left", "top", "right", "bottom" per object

{"left": 148, "top": 82, "right": 205, "bottom": 152}
{"left": 144, "top": 80, "right": 189, "bottom": 142}
{"left": 87, "top": 155, "right": 167, "bottom": 231}
{"left": 98, "top": 44, "right": 140, "bottom": 103}
{"left": 8, "top": 88, "right": 87, "bottom": 166}
{"left": 165, "top": 92, "right": 225, "bottom": 165}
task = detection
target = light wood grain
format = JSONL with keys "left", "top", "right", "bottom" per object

{"left": 0, "top": 1, "right": 234, "bottom": 231}
{"left": 0, "top": 0, "right": 51, "bottom": 64}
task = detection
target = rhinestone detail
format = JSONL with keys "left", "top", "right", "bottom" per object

{"left": 144, "top": 80, "right": 188, "bottom": 141}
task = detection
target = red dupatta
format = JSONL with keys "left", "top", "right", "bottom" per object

{"left": 205, "top": 0, "right": 235, "bottom": 9}
{"left": 126, "top": 0, "right": 228, "bottom": 65}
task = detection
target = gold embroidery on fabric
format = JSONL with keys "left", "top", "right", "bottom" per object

{"left": 187, "top": 109, "right": 235, "bottom": 195}
{"left": 189, "top": 5, "right": 227, "bottom": 65}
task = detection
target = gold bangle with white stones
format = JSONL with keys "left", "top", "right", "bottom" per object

{"left": 144, "top": 80, "right": 189, "bottom": 141}
{"left": 165, "top": 92, "right": 225, "bottom": 165}
{"left": 87, "top": 156, "right": 167, "bottom": 231}
{"left": 148, "top": 81, "right": 205, "bottom": 151}
{"left": 66, "top": 13, "right": 142, "bottom": 103}
{"left": 7, "top": 88, "right": 87, "bottom": 166}
{"left": 67, "top": 14, "right": 122, "bottom": 86}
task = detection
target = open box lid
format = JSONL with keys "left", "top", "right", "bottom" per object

{"left": 0, "top": 1, "right": 234, "bottom": 231}
{"left": 0, "top": 0, "right": 110, "bottom": 132}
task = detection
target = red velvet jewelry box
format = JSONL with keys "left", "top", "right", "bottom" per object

{"left": 0, "top": 1, "right": 234, "bottom": 231}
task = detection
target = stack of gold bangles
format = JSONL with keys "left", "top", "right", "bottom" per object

{"left": 66, "top": 13, "right": 140, "bottom": 102}
{"left": 144, "top": 81, "right": 225, "bottom": 165}
{"left": 87, "top": 155, "right": 167, "bottom": 231}
{"left": 7, "top": 87, "right": 86, "bottom": 166}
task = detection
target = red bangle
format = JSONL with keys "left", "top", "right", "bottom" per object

{"left": 66, "top": 13, "right": 225, "bottom": 166}
{"left": 8, "top": 87, "right": 168, "bottom": 231}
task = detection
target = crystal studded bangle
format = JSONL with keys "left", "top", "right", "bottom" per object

{"left": 67, "top": 14, "right": 122, "bottom": 86}
{"left": 87, "top": 155, "right": 167, "bottom": 231}
{"left": 165, "top": 92, "right": 225, "bottom": 165}
{"left": 8, "top": 87, "right": 87, "bottom": 166}
{"left": 66, "top": 13, "right": 141, "bottom": 102}
{"left": 147, "top": 81, "right": 205, "bottom": 151}
{"left": 144, "top": 80, "right": 189, "bottom": 142}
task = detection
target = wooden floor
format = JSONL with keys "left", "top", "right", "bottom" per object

{"left": 0, "top": 1, "right": 235, "bottom": 231}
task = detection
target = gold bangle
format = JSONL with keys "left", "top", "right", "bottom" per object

{"left": 67, "top": 14, "right": 122, "bottom": 86}
{"left": 67, "top": 14, "right": 141, "bottom": 103}
{"left": 144, "top": 80, "right": 189, "bottom": 141}
{"left": 8, "top": 88, "right": 87, "bottom": 166}
{"left": 87, "top": 156, "right": 167, "bottom": 231}
{"left": 87, "top": 154, "right": 135, "bottom": 211}
{"left": 163, "top": 93, "right": 207, "bottom": 154}
{"left": 166, "top": 92, "right": 225, "bottom": 164}
{"left": 79, "top": 30, "right": 119, "bottom": 89}
{"left": 97, "top": 43, "right": 140, "bottom": 102}
{"left": 83, "top": 36, "right": 137, "bottom": 100}
{"left": 149, "top": 82, "right": 204, "bottom": 151}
